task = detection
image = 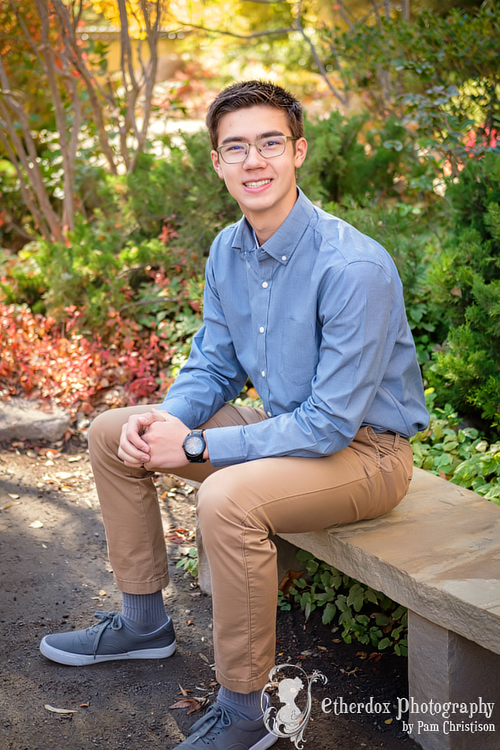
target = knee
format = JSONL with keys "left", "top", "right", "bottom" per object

{"left": 196, "top": 469, "right": 244, "bottom": 533}
{"left": 197, "top": 468, "right": 267, "bottom": 541}
{"left": 88, "top": 408, "right": 122, "bottom": 457}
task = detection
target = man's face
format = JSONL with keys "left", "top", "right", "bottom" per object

{"left": 210, "top": 105, "right": 307, "bottom": 234}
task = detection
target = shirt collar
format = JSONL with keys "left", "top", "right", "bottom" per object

{"left": 232, "top": 188, "right": 317, "bottom": 264}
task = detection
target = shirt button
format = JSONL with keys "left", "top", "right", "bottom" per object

{"left": 281, "top": 255, "right": 287, "bottom": 261}
{"left": 267, "top": 411, "right": 272, "bottom": 417}
{"left": 262, "top": 281, "right": 269, "bottom": 289}
{"left": 261, "top": 370, "right": 266, "bottom": 378}
{"left": 259, "top": 326, "right": 265, "bottom": 333}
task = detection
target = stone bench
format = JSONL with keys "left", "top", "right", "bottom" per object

{"left": 195, "top": 467, "right": 500, "bottom": 750}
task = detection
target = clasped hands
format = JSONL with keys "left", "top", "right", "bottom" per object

{"left": 118, "top": 409, "right": 190, "bottom": 469}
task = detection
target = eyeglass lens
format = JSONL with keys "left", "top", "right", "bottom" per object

{"left": 220, "top": 136, "right": 287, "bottom": 163}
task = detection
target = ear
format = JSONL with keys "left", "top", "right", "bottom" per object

{"left": 294, "top": 137, "right": 308, "bottom": 169}
{"left": 211, "top": 150, "right": 224, "bottom": 179}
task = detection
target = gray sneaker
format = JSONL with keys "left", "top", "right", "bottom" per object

{"left": 176, "top": 702, "right": 278, "bottom": 749}
{"left": 39, "top": 611, "right": 176, "bottom": 666}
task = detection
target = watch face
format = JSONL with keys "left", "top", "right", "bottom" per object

{"left": 184, "top": 434, "right": 205, "bottom": 457}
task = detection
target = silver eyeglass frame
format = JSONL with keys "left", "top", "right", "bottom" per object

{"left": 216, "top": 136, "right": 299, "bottom": 164}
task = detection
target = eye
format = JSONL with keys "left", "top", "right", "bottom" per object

{"left": 261, "top": 138, "right": 282, "bottom": 148}
{"left": 224, "top": 143, "right": 246, "bottom": 153}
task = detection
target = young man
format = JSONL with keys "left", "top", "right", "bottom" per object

{"left": 40, "top": 81, "right": 429, "bottom": 749}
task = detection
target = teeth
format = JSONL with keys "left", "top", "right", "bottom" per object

{"left": 245, "top": 179, "right": 271, "bottom": 188}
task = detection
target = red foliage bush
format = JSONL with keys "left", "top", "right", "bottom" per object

{"left": 0, "top": 303, "right": 173, "bottom": 420}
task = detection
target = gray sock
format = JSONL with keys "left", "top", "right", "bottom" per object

{"left": 121, "top": 591, "right": 168, "bottom": 634}
{"left": 217, "top": 686, "right": 263, "bottom": 721}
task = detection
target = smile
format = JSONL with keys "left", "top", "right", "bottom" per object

{"left": 244, "top": 179, "right": 272, "bottom": 188}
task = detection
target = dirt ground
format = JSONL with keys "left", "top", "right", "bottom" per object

{"left": 0, "top": 436, "right": 420, "bottom": 750}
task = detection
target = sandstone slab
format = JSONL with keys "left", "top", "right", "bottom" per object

{"left": 277, "top": 467, "right": 500, "bottom": 656}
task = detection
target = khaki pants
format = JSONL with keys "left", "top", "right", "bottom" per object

{"left": 88, "top": 403, "right": 413, "bottom": 693}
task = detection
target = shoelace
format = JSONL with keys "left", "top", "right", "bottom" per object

{"left": 188, "top": 704, "right": 233, "bottom": 743}
{"left": 87, "top": 611, "right": 123, "bottom": 658}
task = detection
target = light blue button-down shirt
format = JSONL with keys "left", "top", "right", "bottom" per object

{"left": 159, "top": 189, "right": 429, "bottom": 466}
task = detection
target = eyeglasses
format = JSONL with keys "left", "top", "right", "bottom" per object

{"left": 216, "top": 136, "right": 299, "bottom": 164}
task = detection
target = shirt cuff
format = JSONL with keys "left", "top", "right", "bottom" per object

{"left": 205, "top": 425, "right": 247, "bottom": 467}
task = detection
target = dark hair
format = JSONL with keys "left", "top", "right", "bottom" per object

{"left": 206, "top": 80, "right": 304, "bottom": 150}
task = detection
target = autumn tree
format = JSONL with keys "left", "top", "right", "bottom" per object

{"left": 0, "top": 0, "right": 165, "bottom": 242}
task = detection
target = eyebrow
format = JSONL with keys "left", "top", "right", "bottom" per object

{"left": 220, "top": 129, "right": 286, "bottom": 145}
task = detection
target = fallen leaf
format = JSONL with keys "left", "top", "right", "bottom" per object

{"left": 80, "top": 702, "right": 90, "bottom": 708}
{"left": 169, "top": 697, "right": 209, "bottom": 715}
{"left": 1, "top": 503, "right": 14, "bottom": 510}
{"left": 44, "top": 704, "right": 77, "bottom": 714}
{"left": 98, "top": 590, "right": 107, "bottom": 596}
{"left": 165, "top": 527, "right": 190, "bottom": 544}
{"left": 178, "top": 684, "right": 193, "bottom": 697}
{"left": 30, "top": 520, "right": 44, "bottom": 529}
{"left": 385, "top": 718, "right": 393, "bottom": 725}
{"left": 199, "top": 653, "right": 210, "bottom": 663}
{"left": 8, "top": 493, "right": 20, "bottom": 499}
{"left": 278, "top": 569, "right": 306, "bottom": 595}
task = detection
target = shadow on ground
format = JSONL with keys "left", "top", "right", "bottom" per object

{"left": 0, "top": 441, "right": 419, "bottom": 750}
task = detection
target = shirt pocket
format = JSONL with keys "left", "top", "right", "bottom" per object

{"left": 278, "top": 318, "right": 319, "bottom": 386}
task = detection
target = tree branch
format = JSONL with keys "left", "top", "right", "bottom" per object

{"left": 169, "top": 15, "right": 293, "bottom": 40}
{"left": 336, "top": 1, "right": 355, "bottom": 30}
{"left": 37, "top": 0, "right": 76, "bottom": 233}
{"left": 0, "top": 96, "right": 55, "bottom": 240}
{"left": 294, "top": 1, "right": 349, "bottom": 106}
{"left": 50, "top": 0, "right": 118, "bottom": 175}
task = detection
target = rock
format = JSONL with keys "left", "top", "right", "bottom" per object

{"left": 0, "top": 398, "right": 70, "bottom": 442}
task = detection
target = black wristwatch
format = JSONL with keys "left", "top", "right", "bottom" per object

{"left": 183, "top": 430, "right": 207, "bottom": 463}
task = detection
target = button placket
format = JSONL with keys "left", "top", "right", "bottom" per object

{"left": 256, "top": 275, "right": 271, "bottom": 402}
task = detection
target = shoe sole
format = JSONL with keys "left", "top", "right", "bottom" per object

{"left": 251, "top": 733, "right": 279, "bottom": 750}
{"left": 40, "top": 638, "right": 176, "bottom": 666}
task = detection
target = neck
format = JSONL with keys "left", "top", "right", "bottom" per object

{"left": 244, "top": 189, "right": 299, "bottom": 245}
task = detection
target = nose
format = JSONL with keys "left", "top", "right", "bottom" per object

{"left": 243, "top": 142, "right": 266, "bottom": 168}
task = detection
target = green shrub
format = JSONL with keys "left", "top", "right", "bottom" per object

{"left": 300, "top": 112, "right": 422, "bottom": 207}
{"left": 127, "top": 133, "right": 240, "bottom": 265}
{"left": 411, "top": 389, "right": 500, "bottom": 504}
{"left": 425, "top": 153, "right": 500, "bottom": 431}
{"left": 281, "top": 550, "right": 408, "bottom": 656}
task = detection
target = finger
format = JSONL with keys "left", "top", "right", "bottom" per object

{"left": 124, "top": 416, "right": 154, "bottom": 450}
{"left": 119, "top": 423, "right": 151, "bottom": 461}
{"left": 118, "top": 441, "right": 150, "bottom": 466}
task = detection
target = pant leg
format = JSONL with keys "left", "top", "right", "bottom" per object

{"left": 87, "top": 402, "right": 268, "bottom": 594}
{"left": 196, "top": 428, "right": 414, "bottom": 692}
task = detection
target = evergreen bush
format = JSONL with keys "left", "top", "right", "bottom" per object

{"left": 425, "top": 153, "right": 500, "bottom": 432}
